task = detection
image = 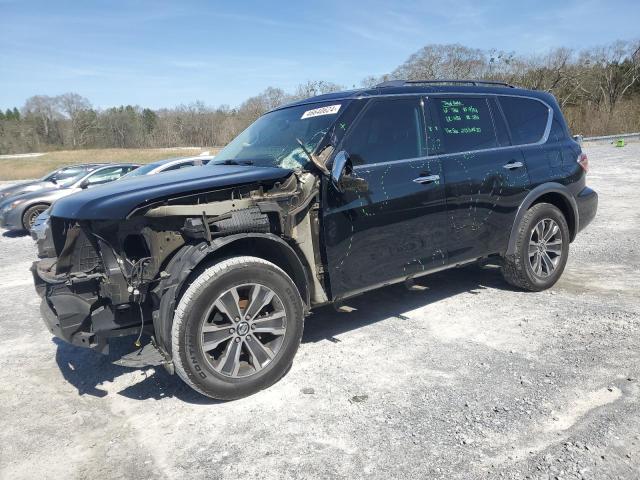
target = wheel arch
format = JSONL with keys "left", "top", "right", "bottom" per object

{"left": 506, "top": 183, "right": 578, "bottom": 256}
{"left": 151, "top": 233, "right": 312, "bottom": 356}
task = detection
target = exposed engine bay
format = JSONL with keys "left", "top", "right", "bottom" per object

{"left": 33, "top": 171, "right": 328, "bottom": 362}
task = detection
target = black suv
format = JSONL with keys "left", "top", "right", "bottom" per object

{"left": 31, "top": 80, "right": 597, "bottom": 399}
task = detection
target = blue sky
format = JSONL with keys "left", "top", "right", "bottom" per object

{"left": 1, "top": 0, "right": 638, "bottom": 110}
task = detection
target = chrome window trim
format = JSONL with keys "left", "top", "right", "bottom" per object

{"left": 353, "top": 155, "right": 430, "bottom": 171}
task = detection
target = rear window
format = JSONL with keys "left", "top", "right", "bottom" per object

{"left": 430, "top": 97, "right": 497, "bottom": 154}
{"left": 499, "top": 96, "right": 549, "bottom": 145}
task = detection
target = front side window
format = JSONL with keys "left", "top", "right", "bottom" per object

{"left": 341, "top": 98, "right": 425, "bottom": 165}
{"left": 430, "top": 97, "right": 497, "bottom": 154}
{"left": 211, "top": 101, "right": 346, "bottom": 170}
{"left": 499, "top": 96, "right": 549, "bottom": 145}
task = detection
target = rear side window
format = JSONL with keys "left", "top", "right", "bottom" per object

{"left": 342, "top": 98, "right": 425, "bottom": 165}
{"left": 430, "top": 97, "right": 497, "bottom": 154}
{"left": 499, "top": 96, "right": 549, "bottom": 145}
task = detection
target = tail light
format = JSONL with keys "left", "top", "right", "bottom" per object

{"left": 577, "top": 153, "right": 589, "bottom": 173}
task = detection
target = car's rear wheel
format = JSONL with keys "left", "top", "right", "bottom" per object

{"left": 501, "top": 202, "right": 570, "bottom": 291}
{"left": 22, "top": 204, "right": 49, "bottom": 231}
{"left": 171, "top": 256, "right": 304, "bottom": 400}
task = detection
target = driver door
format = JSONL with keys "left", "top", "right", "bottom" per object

{"left": 322, "top": 97, "right": 447, "bottom": 300}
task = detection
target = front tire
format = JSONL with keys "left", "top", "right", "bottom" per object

{"left": 171, "top": 256, "right": 304, "bottom": 400}
{"left": 501, "top": 203, "right": 570, "bottom": 291}
{"left": 22, "top": 204, "right": 49, "bottom": 230}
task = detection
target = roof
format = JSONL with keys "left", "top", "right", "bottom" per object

{"left": 95, "top": 163, "right": 140, "bottom": 168}
{"left": 146, "top": 154, "right": 215, "bottom": 168}
{"left": 60, "top": 163, "right": 109, "bottom": 169}
{"left": 276, "top": 80, "right": 557, "bottom": 111}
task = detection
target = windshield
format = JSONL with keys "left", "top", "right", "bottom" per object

{"left": 211, "top": 102, "right": 344, "bottom": 169}
{"left": 59, "top": 170, "right": 94, "bottom": 187}
{"left": 42, "top": 166, "right": 92, "bottom": 184}
{"left": 121, "top": 162, "right": 158, "bottom": 179}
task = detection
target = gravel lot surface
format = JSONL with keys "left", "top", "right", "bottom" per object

{"left": 0, "top": 143, "right": 638, "bottom": 480}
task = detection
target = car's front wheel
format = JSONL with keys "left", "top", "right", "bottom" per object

{"left": 22, "top": 203, "right": 49, "bottom": 230}
{"left": 501, "top": 202, "right": 570, "bottom": 291}
{"left": 171, "top": 256, "right": 304, "bottom": 400}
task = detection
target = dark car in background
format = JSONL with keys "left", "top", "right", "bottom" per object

{"left": 0, "top": 163, "right": 139, "bottom": 231}
{"left": 30, "top": 80, "right": 597, "bottom": 400}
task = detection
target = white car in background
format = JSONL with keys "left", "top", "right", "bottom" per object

{"left": 119, "top": 152, "right": 215, "bottom": 179}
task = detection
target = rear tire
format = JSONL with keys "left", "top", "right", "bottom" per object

{"left": 22, "top": 204, "right": 49, "bottom": 231}
{"left": 171, "top": 256, "right": 304, "bottom": 400}
{"left": 501, "top": 203, "right": 569, "bottom": 291}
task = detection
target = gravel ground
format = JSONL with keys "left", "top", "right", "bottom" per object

{"left": 0, "top": 143, "right": 638, "bottom": 480}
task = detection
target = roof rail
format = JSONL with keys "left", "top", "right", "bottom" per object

{"left": 375, "top": 79, "right": 516, "bottom": 88}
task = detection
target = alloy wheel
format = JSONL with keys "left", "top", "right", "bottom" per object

{"left": 528, "top": 218, "right": 563, "bottom": 278}
{"left": 199, "top": 283, "right": 287, "bottom": 378}
{"left": 27, "top": 207, "right": 47, "bottom": 229}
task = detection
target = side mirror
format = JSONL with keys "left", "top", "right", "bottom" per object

{"left": 79, "top": 180, "right": 89, "bottom": 189}
{"left": 330, "top": 150, "right": 368, "bottom": 193}
{"left": 331, "top": 151, "right": 350, "bottom": 191}
{"left": 573, "top": 134, "right": 583, "bottom": 146}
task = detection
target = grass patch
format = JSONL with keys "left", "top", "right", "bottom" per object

{"left": 0, "top": 147, "right": 221, "bottom": 180}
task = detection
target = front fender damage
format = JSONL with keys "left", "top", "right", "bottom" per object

{"left": 41, "top": 171, "right": 329, "bottom": 368}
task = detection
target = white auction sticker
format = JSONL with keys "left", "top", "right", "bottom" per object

{"left": 301, "top": 104, "right": 341, "bottom": 119}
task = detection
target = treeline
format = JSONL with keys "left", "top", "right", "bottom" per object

{"left": 0, "top": 40, "right": 638, "bottom": 154}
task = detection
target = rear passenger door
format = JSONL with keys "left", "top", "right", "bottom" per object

{"left": 426, "top": 95, "right": 531, "bottom": 262}
{"left": 323, "top": 97, "right": 447, "bottom": 300}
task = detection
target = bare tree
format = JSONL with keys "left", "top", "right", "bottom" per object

{"left": 22, "top": 95, "right": 61, "bottom": 143}
{"left": 392, "top": 44, "right": 488, "bottom": 80}
{"left": 58, "top": 93, "right": 95, "bottom": 147}
{"left": 292, "top": 80, "right": 343, "bottom": 100}
{"left": 584, "top": 40, "right": 640, "bottom": 113}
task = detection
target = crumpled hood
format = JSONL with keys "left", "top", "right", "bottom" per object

{"left": 51, "top": 164, "right": 293, "bottom": 220}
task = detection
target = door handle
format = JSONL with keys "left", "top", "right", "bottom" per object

{"left": 503, "top": 161, "right": 524, "bottom": 170}
{"left": 412, "top": 174, "right": 440, "bottom": 184}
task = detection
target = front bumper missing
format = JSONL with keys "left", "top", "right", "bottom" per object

{"left": 31, "top": 260, "right": 145, "bottom": 355}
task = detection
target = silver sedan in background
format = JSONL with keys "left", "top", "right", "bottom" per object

{"left": 0, "top": 163, "right": 139, "bottom": 231}
{"left": 0, "top": 163, "right": 106, "bottom": 201}
{"left": 29, "top": 154, "right": 213, "bottom": 256}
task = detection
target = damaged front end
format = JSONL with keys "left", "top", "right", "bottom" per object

{"left": 31, "top": 170, "right": 327, "bottom": 367}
